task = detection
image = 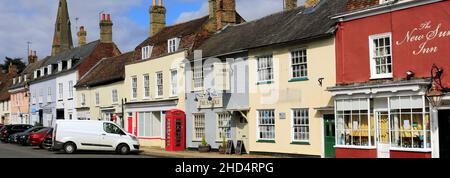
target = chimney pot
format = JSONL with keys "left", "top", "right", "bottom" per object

{"left": 102, "top": 14, "right": 106, "bottom": 21}
{"left": 107, "top": 14, "right": 111, "bottom": 21}
{"left": 284, "top": 0, "right": 298, "bottom": 11}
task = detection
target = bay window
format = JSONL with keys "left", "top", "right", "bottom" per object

{"left": 336, "top": 99, "right": 373, "bottom": 147}
{"left": 257, "top": 110, "right": 275, "bottom": 140}
{"left": 389, "top": 96, "right": 430, "bottom": 149}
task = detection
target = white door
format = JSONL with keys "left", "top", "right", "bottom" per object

{"left": 376, "top": 111, "right": 390, "bottom": 158}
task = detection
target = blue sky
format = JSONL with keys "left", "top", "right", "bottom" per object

{"left": 0, "top": 0, "right": 303, "bottom": 63}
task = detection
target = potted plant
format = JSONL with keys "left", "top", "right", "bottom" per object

{"left": 198, "top": 135, "right": 211, "bottom": 153}
{"left": 218, "top": 134, "right": 227, "bottom": 154}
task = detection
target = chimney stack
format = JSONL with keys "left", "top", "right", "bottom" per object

{"left": 8, "top": 63, "right": 17, "bottom": 75}
{"left": 100, "top": 13, "right": 113, "bottom": 43}
{"left": 149, "top": 0, "right": 166, "bottom": 36}
{"left": 284, "top": 0, "right": 298, "bottom": 11}
{"left": 77, "top": 26, "right": 87, "bottom": 46}
{"left": 209, "top": 0, "right": 217, "bottom": 19}
{"left": 28, "top": 51, "right": 38, "bottom": 64}
{"left": 304, "top": 0, "right": 320, "bottom": 8}
{"left": 215, "top": 0, "right": 237, "bottom": 30}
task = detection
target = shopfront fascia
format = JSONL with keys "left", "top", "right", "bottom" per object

{"left": 329, "top": 79, "right": 438, "bottom": 158}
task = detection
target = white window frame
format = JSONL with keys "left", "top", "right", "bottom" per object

{"left": 291, "top": 108, "right": 310, "bottom": 142}
{"left": 131, "top": 76, "right": 137, "bottom": 100}
{"left": 335, "top": 98, "right": 374, "bottom": 149}
{"left": 290, "top": 49, "right": 308, "bottom": 79}
{"left": 39, "top": 88, "right": 43, "bottom": 103}
{"left": 170, "top": 69, "right": 177, "bottom": 97}
{"left": 81, "top": 93, "right": 86, "bottom": 106}
{"left": 193, "top": 66, "right": 204, "bottom": 91}
{"left": 95, "top": 92, "right": 100, "bottom": 106}
{"left": 58, "top": 83, "right": 63, "bottom": 100}
{"left": 137, "top": 112, "right": 162, "bottom": 138}
{"left": 257, "top": 55, "right": 274, "bottom": 83}
{"left": 112, "top": 89, "right": 118, "bottom": 104}
{"left": 257, "top": 109, "right": 276, "bottom": 141}
{"left": 168, "top": 37, "right": 180, "bottom": 53}
{"left": 369, "top": 33, "right": 393, "bottom": 79}
{"left": 143, "top": 74, "right": 150, "bottom": 99}
{"left": 217, "top": 112, "right": 232, "bottom": 141}
{"left": 193, "top": 113, "right": 205, "bottom": 141}
{"left": 47, "top": 87, "right": 52, "bottom": 103}
{"left": 68, "top": 81, "right": 74, "bottom": 99}
{"left": 141, "top": 45, "right": 153, "bottom": 60}
{"left": 156, "top": 72, "right": 163, "bottom": 98}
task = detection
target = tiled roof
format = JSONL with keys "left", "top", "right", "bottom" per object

{"left": 75, "top": 51, "right": 135, "bottom": 88}
{"left": 346, "top": 0, "right": 380, "bottom": 11}
{"left": 191, "top": 0, "right": 349, "bottom": 59}
{"left": 9, "top": 56, "right": 50, "bottom": 90}
{"left": 43, "top": 40, "right": 100, "bottom": 66}
{"left": 133, "top": 16, "right": 211, "bottom": 60}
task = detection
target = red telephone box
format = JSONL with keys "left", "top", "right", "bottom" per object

{"left": 165, "top": 109, "right": 186, "bottom": 151}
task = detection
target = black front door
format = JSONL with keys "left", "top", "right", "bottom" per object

{"left": 439, "top": 110, "right": 450, "bottom": 158}
{"left": 38, "top": 109, "right": 43, "bottom": 124}
{"left": 56, "top": 109, "right": 65, "bottom": 120}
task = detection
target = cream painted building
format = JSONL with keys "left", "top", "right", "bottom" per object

{"left": 124, "top": 50, "right": 186, "bottom": 148}
{"left": 75, "top": 52, "right": 134, "bottom": 128}
{"left": 247, "top": 38, "right": 336, "bottom": 157}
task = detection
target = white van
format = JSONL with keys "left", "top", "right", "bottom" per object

{"left": 52, "top": 120, "right": 140, "bottom": 154}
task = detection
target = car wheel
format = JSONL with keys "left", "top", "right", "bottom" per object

{"left": 117, "top": 144, "right": 130, "bottom": 155}
{"left": 63, "top": 142, "right": 76, "bottom": 154}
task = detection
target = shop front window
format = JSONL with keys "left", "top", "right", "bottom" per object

{"left": 336, "top": 99, "right": 373, "bottom": 147}
{"left": 390, "top": 96, "right": 430, "bottom": 149}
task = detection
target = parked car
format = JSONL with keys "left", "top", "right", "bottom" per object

{"left": 42, "top": 134, "right": 53, "bottom": 150}
{"left": 29, "top": 128, "right": 53, "bottom": 149}
{"left": 0, "top": 124, "right": 33, "bottom": 143}
{"left": 52, "top": 120, "right": 140, "bottom": 154}
{"left": 17, "top": 127, "right": 46, "bottom": 145}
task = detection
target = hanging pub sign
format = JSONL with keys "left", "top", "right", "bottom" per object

{"left": 197, "top": 96, "right": 223, "bottom": 109}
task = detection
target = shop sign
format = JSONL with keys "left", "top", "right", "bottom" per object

{"left": 198, "top": 97, "right": 223, "bottom": 109}
{"left": 396, "top": 21, "right": 450, "bottom": 56}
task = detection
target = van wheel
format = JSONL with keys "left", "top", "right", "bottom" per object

{"left": 63, "top": 142, "right": 76, "bottom": 154}
{"left": 117, "top": 144, "right": 130, "bottom": 155}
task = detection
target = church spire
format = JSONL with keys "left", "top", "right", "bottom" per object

{"left": 52, "top": 0, "right": 73, "bottom": 56}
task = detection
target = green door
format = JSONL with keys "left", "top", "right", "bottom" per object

{"left": 324, "top": 115, "right": 335, "bottom": 158}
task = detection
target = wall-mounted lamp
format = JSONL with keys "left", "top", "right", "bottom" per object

{"left": 406, "top": 70, "right": 415, "bottom": 80}
{"left": 318, "top": 78, "right": 324, "bottom": 87}
{"left": 426, "top": 64, "right": 445, "bottom": 109}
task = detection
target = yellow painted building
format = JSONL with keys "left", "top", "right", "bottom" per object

{"left": 124, "top": 50, "right": 186, "bottom": 148}
{"left": 247, "top": 38, "right": 336, "bottom": 157}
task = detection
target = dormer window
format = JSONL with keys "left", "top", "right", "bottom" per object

{"left": 37, "top": 70, "right": 41, "bottom": 78}
{"left": 48, "top": 65, "right": 52, "bottom": 74}
{"left": 24, "top": 75, "right": 28, "bottom": 82}
{"left": 34, "top": 70, "right": 38, "bottom": 79}
{"left": 67, "top": 59, "right": 72, "bottom": 69}
{"left": 13, "top": 78, "right": 16, "bottom": 85}
{"left": 18, "top": 76, "right": 22, "bottom": 83}
{"left": 58, "top": 62, "right": 63, "bottom": 72}
{"left": 168, "top": 37, "right": 180, "bottom": 53}
{"left": 379, "top": 0, "right": 394, "bottom": 4}
{"left": 62, "top": 61, "right": 67, "bottom": 70}
{"left": 142, "top": 45, "right": 153, "bottom": 60}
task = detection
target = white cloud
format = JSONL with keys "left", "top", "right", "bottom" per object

{"left": 0, "top": 0, "right": 146, "bottom": 63}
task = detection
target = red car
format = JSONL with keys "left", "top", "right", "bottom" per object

{"left": 28, "top": 128, "right": 53, "bottom": 148}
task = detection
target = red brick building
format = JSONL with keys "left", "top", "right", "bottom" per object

{"left": 329, "top": 0, "right": 450, "bottom": 158}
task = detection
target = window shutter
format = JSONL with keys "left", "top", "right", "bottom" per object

{"left": 214, "top": 63, "right": 230, "bottom": 91}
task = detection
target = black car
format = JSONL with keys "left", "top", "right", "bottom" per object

{"left": 0, "top": 124, "right": 33, "bottom": 143}
{"left": 16, "top": 127, "right": 46, "bottom": 145}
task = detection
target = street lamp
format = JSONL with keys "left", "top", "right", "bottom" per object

{"left": 426, "top": 64, "right": 445, "bottom": 109}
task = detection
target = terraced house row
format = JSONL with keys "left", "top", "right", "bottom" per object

{"left": 1, "top": 0, "right": 449, "bottom": 158}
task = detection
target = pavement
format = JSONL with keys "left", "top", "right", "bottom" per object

{"left": 139, "top": 146, "right": 278, "bottom": 158}
{"left": 0, "top": 141, "right": 161, "bottom": 158}
{"left": 0, "top": 141, "right": 279, "bottom": 158}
